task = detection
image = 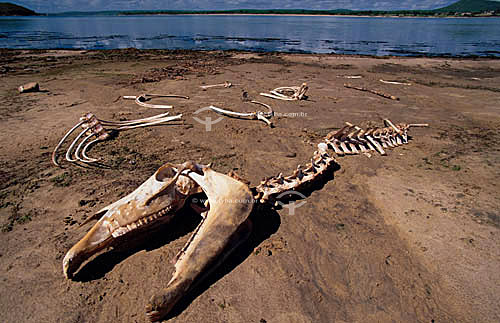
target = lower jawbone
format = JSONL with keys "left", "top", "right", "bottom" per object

{"left": 63, "top": 162, "right": 255, "bottom": 323}
{"left": 63, "top": 163, "right": 200, "bottom": 279}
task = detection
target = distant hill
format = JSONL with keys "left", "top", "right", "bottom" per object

{"left": 0, "top": 2, "right": 38, "bottom": 15}
{"left": 435, "top": 0, "right": 500, "bottom": 13}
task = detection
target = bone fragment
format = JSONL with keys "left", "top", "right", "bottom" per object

{"left": 379, "top": 79, "right": 411, "bottom": 85}
{"left": 200, "top": 81, "right": 232, "bottom": 90}
{"left": 18, "top": 82, "right": 40, "bottom": 93}
{"left": 260, "top": 83, "right": 308, "bottom": 101}
{"left": 208, "top": 101, "right": 273, "bottom": 127}
{"left": 344, "top": 83, "right": 399, "bottom": 100}
{"left": 123, "top": 94, "right": 189, "bottom": 109}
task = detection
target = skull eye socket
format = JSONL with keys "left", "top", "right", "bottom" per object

{"left": 155, "top": 164, "right": 177, "bottom": 182}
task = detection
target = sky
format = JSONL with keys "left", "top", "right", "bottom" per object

{"left": 12, "top": 0, "right": 464, "bottom": 13}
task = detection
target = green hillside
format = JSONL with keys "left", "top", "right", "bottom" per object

{"left": 435, "top": 0, "right": 500, "bottom": 13}
{"left": 0, "top": 2, "right": 38, "bottom": 15}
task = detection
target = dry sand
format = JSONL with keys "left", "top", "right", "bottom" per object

{"left": 0, "top": 49, "right": 499, "bottom": 323}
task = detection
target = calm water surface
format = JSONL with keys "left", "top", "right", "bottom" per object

{"left": 0, "top": 15, "right": 499, "bottom": 56}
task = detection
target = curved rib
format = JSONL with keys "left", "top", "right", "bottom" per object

{"left": 116, "top": 114, "right": 183, "bottom": 130}
{"left": 52, "top": 120, "right": 86, "bottom": 167}
{"left": 208, "top": 105, "right": 255, "bottom": 118}
{"left": 250, "top": 100, "right": 274, "bottom": 117}
{"left": 65, "top": 128, "right": 90, "bottom": 163}
{"left": 98, "top": 112, "right": 171, "bottom": 126}
{"left": 134, "top": 94, "right": 189, "bottom": 109}
{"left": 81, "top": 137, "right": 102, "bottom": 163}
{"left": 75, "top": 133, "right": 99, "bottom": 163}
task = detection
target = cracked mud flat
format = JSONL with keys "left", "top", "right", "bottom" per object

{"left": 0, "top": 49, "right": 499, "bottom": 323}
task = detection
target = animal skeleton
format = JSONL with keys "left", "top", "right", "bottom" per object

{"left": 123, "top": 94, "right": 189, "bottom": 109}
{"left": 260, "top": 82, "right": 308, "bottom": 101}
{"left": 52, "top": 112, "right": 182, "bottom": 167}
{"left": 63, "top": 119, "right": 426, "bottom": 322}
{"left": 207, "top": 100, "right": 274, "bottom": 126}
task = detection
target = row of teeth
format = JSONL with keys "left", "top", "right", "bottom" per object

{"left": 111, "top": 206, "right": 172, "bottom": 237}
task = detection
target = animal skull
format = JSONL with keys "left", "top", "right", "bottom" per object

{"left": 63, "top": 162, "right": 255, "bottom": 322}
{"left": 62, "top": 162, "right": 200, "bottom": 279}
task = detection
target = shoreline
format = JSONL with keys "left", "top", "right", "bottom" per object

{"left": 2, "top": 48, "right": 499, "bottom": 60}
{"left": 124, "top": 13, "right": 500, "bottom": 18}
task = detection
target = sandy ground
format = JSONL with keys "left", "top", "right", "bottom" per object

{"left": 0, "top": 49, "right": 499, "bottom": 323}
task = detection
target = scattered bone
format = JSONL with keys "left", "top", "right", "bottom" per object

{"left": 323, "top": 119, "right": 428, "bottom": 157}
{"left": 52, "top": 112, "right": 182, "bottom": 167}
{"left": 256, "top": 119, "right": 428, "bottom": 204}
{"left": 338, "top": 75, "right": 363, "bottom": 79}
{"left": 123, "top": 94, "right": 189, "bottom": 109}
{"left": 200, "top": 81, "right": 232, "bottom": 90}
{"left": 208, "top": 100, "right": 274, "bottom": 127}
{"left": 260, "top": 83, "right": 308, "bottom": 101}
{"left": 344, "top": 83, "right": 399, "bottom": 100}
{"left": 18, "top": 82, "right": 39, "bottom": 93}
{"left": 380, "top": 79, "right": 411, "bottom": 86}
{"left": 62, "top": 119, "right": 428, "bottom": 322}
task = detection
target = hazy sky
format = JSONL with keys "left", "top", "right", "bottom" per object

{"left": 13, "top": 0, "right": 461, "bottom": 13}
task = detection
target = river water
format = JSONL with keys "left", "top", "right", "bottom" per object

{"left": 0, "top": 15, "right": 499, "bottom": 56}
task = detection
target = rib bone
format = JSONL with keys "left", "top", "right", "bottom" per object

{"left": 208, "top": 100, "right": 274, "bottom": 126}
{"left": 52, "top": 112, "right": 183, "bottom": 167}
{"left": 260, "top": 83, "right": 308, "bottom": 101}
{"left": 123, "top": 94, "right": 189, "bottom": 109}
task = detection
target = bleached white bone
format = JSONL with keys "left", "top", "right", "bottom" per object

{"left": 207, "top": 101, "right": 273, "bottom": 126}
{"left": 123, "top": 94, "right": 189, "bottom": 109}
{"left": 200, "top": 81, "right": 232, "bottom": 90}
{"left": 53, "top": 112, "right": 184, "bottom": 167}
{"left": 380, "top": 79, "right": 411, "bottom": 85}
{"left": 260, "top": 83, "right": 308, "bottom": 101}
